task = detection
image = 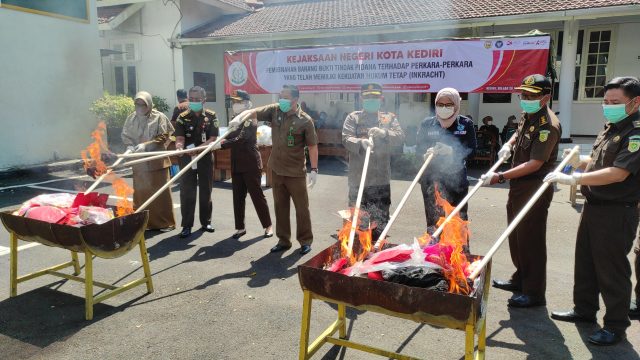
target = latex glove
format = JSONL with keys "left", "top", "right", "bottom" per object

{"left": 307, "top": 170, "right": 318, "bottom": 189}
{"left": 368, "top": 127, "right": 387, "bottom": 139}
{"left": 431, "top": 142, "right": 453, "bottom": 156}
{"left": 211, "top": 141, "right": 223, "bottom": 151}
{"left": 361, "top": 138, "right": 373, "bottom": 151}
{"left": 481, "top": 171, "right": 497, "bottom": 186}
{"left": 126, "top": 145, "right": 135, "bottom": 153}
{"left": 228, "top": 114, "right": 244, "bottom": 128}
{"left": 544, "top": 171, "right": 581, "bottom": 185}
{"left": 498, "top": 143, "right": 513, "bottom": 160}
{"left": 134, "top": 143, "right": 146, "bottom": 153}
{"left": 562, "top": 149, "right": 588, "bottom": 168}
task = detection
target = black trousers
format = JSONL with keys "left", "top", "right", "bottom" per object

{"left": 232, "top": 170, "right": 272, "bottom": 230}
{"left": 179, "top": 155, "right": 213, "bottom": 228}
{"left": 348, "top": 185, "right": 391, "bottom": 241}
{"left": 574, "top": 202, "right": 638, "bottom": 333}
{"left": 420, "top": 180, "right": 468, "bottom": 227}
{"left": 506, "top": 179, "right": 553, "bottom": 299}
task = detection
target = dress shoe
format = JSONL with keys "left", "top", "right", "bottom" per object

{"left": 588, "top": 329, "right": 625, "bottom": 346}
{"left": 264, "top": 228, "right": 273, "bottom": 238}
{"left": 299, "top": 245, "right": 312, "bottom": 255}
{"left": 508, "top": 294, "right": 546, "bottom": 308}
{"left": 270, "top": 244, "right": 291, "bottom": 253}
{"left": 159, "top": 226, "right": 175, "bottom": 233}
{"left": 550, "top": 309, "right": 596, "bottom": 323}
{"left": 200, "top": 224, "right": 215, "bottom": 233}
{"left": 179, "top": 227, "right": 192, "bottom": 238}
{"left": 630, "top": 299, "right": 640, "bottom": 320}
{"left": 232, "top": 229, "right": 246, "bottom": 239}
{"left": 492, "top": 279, "right": 521, "bottom": 292}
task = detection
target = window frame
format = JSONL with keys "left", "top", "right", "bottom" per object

{"left": 575, "top": 26, "right": 616, "bottom": 103}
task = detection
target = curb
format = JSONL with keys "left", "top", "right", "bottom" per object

{"left": 0, "top": 159, "right": 85, "bottom": 179}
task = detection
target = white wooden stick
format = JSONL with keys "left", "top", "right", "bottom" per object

{"left": 373, "top": 153, "right": 435, "bottom": 250}
{"left": 117, "top": 150, "right": 174, "bottom": 158}
{"left": 346, "top": 137, "right": 373, "bottom": 258}
{"left": 119, "top": 145, "right": 212, "bottom": 167}
{"left": 432, "top": 153, "right": 509, "bottom": 239}
{"left": 84, "top": 149, "right": 132, "bottom": 195}
{"left": 134, "top": 127, "right": 238, "bottom": 213}
{"left": 468, "top": 145, "right": 580, "bottom": 280}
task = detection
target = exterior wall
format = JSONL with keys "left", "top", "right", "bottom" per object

{"left": 0, "top": 0, "right": 103, "bottom": 170}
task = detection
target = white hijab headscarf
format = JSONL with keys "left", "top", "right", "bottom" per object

{"left": 122, "top": 91, "right": 173, "bottom": 145}
{"left": 435, "top": 87, "right": 461, "bottom": 128}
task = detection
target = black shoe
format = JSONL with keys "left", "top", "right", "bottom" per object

{"left": 270, "top": 244, "right": 291, "bottom": 253}
{"left": 630, "top": 299, "right": 640, "bottom": 320}
{"left": 200, "top": 224, "right": 215, "bottom": 233}
{"left": 232, "top": 230, "right": 246, "bottom": 239}
{"left": 264, "top": 228, "right": 273, "bottom": 238}
{"left": 179, "top": 227, "right": 192, "bottom": 238}
{"left": 588, "top": 329, "right": 625, "bottom": 346}
{"left": 299, "top": 245, "right": 312, "bottom": 255}
{"left": 492, "top": 279, "right": 522, "bottom": 292}
{"left": 550, "top": 309, "right": 597, "bottom": 323}
{"left": 508, "top": 294, "right": 546, "bottom": 308}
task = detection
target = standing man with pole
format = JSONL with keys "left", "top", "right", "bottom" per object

{"left": 342, "top": 83, "right": 405, "bottom": 241}
{"left": 240, "top": 85, "right": 318, "bottom": 255}
{"left": 546, "top": 76, "right": 640, "bottom": 345}
{"left": 482, "top": 74, "right": 561, "bottom": 308}
{"left": 174, "top": 86, "right": 219, "bottom": 238}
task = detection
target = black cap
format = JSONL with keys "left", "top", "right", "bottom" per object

{"left": 230, "top": 89, "right": 250, "bottom": 101}
{"left": 176, "top": 89, "right": 187, "bottom": 99}
{"left": 514, "top": 74, "right": 552, "bottom": 94}
{"left": 361, "top": 83, "right": 383, "bottom": 96}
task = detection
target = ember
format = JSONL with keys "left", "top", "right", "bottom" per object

{"left": 81, "top": 121, "right": 108, "bottom": 177}
{"left": 336, "top": 209, "right": 373, "bottom": 266}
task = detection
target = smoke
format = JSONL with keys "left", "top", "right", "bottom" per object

{"left": 419, "top": 126, "right": 472, "bottom": 193}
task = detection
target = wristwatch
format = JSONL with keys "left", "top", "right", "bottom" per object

{"left": 498, "top": 173, "right": 506, "bottom": 184}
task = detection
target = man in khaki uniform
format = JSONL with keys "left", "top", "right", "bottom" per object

{"left": 342, "top": 83, "right": 405, "bottom": 240}
{"left": 482, "top": 74, "right": 561, "bottom": 308}
{"left": 242, "top": 85, "right": 318, "bottom": 255}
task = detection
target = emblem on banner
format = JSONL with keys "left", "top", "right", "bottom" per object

{"left": 484, "top": 41, "right": 492, "bottom": 49}
{"left": 228, "top": 61, "right": 248, "bottom": 87}
{"left": 539, "top": 130, "right": 550, "bottom": 142}
{"left": 495, "top": 41, "right": 503, "bottom": 48}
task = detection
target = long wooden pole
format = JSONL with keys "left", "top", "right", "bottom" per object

{"left": 84, "top": 149, "right": 132, "bottom": 195}
{"left": 119, "top": 145, "right": 210, "bottom": 167}
{"left": 134, "top": 128, "right": 237, "bottom": 213}
{"left": 346, "top": 137, "right": 373, "bottom": 258}
{"left": 468, "top": 145, "right": 580, "bottom": 280}
{"left": 373, "top": 153, "right": 435, "bottom": 250}
{"left": 431, "top": 153, "right": 509, "bottom": 239}
{"left": 116, "top": 145, "right": 210, "bottom": 160}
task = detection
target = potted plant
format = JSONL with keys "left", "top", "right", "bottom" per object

{"left": 90, "top": 92, "right": 134, "bottom": 150}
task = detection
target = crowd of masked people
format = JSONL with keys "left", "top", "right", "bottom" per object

{"left": 109, "top": 74, "right": 640, "bottom": 346}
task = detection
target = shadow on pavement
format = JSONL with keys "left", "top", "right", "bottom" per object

{"left": 188, "top": 235, "right": 264, "bottom": 261}
{"left": 575, "top": 323, "right": 640, "bottom": 360}
{"left": 146, "top": 231, "right": 204, "bottom": 261}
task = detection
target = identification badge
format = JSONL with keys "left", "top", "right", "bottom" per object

{"left": 202, "top": 132, "right": 207, "bottom": 143}
{"left": 539, "top": 130, "right": 550, "bottom": 143}
{"left": 287, "top": 126, "right": 295, "bottom": 147}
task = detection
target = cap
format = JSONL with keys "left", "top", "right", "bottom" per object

{"left": 514, "top": 74, "right": 552, "bottom": 94}
{"left": 361, "top": 83, "right": 383, "bottom": 96}
{"left": 230, "top": 89, "right": 250, "bottom": 101}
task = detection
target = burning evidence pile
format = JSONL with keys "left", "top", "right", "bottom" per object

{"left": 326, "top": 186, "right": 482, "bottom": 296}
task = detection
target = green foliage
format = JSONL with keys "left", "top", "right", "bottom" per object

{"left": 152, "top": 95, "right": 170, "bottom": 114}
{"left": 90, "top": 92, "right": 134, "bottom": 128}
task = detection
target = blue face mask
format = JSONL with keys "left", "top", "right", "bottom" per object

{"left": 519, "top": 99, "right": 542, "bottom": 114}
{"left": 278, "top": 98, "right": 292, "bottom": 113}
{"left": 602, "top": 101, "right": 631, "bottom": 123}
{"left": 189, "top": 101, "right": 203, "bottom": 112}
{"left": 362, "top": 98, "right": 381, "bottom": 113}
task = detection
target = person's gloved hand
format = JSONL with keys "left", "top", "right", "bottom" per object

{"left": 211, "top": 140, "right": 223, "bottom": 151}
{"left": 544, "top": 171, "right": 581, "bottom": 185}
{"left": 433, "top": 142, "right": 453, "bottom": 156}
{"left": 368, "top": 127, "right": 387, "bottom": 139}
{"left": 361, "top": 138, "right": 373, "bottom": 151}
{"left": 481, "top": 171, "right": 497, "bottom": 186}
{"left": 562, "top": 149, "right": 588, "bottom": 168}
{"left": 498, "top": 143, "right": 513, "bottom": 160}
{"left": 134, "top": 143, "right": 146, "bottom": 153}
{"left": 307, "top": 170, "right": 318, "bottom": 189}
{"left": 228, "top": 114, "right": 244, "bottom": 128}
{"left": 126, "top": 145, "right": 135, "bottom": 153}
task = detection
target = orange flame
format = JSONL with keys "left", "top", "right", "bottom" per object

{"left": 112, "top": 177, "right": 134, "bottom": 217}
{"left": 417, "top": 231, "right": 433, "bottom": 247}
{"left": 434, "top": 184, "right": 471, "bottom": 295}
{"left": 338, "top": 209, "right": 373, "bottom": 266}
{"left": 81, "top": 122, "right": 108, "bottom": 177}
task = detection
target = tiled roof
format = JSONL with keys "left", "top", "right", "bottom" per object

{"left": 97, "top": 4, "right": 129, "bottom": 24}
{"left": 218, "top": 0, "right": 253, "bottom": 11}
{"left": 182, "top": 0, "right": 640, "bottom": 38}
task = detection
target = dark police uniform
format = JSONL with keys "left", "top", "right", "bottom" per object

{"left": 174, "top": 108, "right": 219, "bottom": 229}
{"left": 506, "top": 105, "right": 561, "bottom": 300}
{"left": 221, "top": 120, "right": 272, "bottom": 231}
{"left": 574, "top": 110, "right": 640, "bottom": 334}
{"left": 255, "top": 103, "right": 318, "bottom": 247}
{"left": 416, "top": 115, "right": 476, "bottom": 227}
{"left": 342, "top": 108, "right": 405, "bottom": 240}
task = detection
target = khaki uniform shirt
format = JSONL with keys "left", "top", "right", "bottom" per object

{"left": 582, "top": 111, "right": 640, "bottom": 202}
{"left": 342, "top": 111, "right": 405, "bottom": 188}
{"left": 255, "top": 104, "right": 318, "bottom": 178}
{"left": 512, "top": 107, "right": 561, "bottom": 180}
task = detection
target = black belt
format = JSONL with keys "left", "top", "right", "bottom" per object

{"left": 586, "top": 199, "right": 638, "bottom": 207}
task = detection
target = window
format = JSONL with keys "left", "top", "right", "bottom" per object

{"left": 193, "top": 72, "right": 216, "bottom": 102}
{"left": 327, "top": 93, "right": 355, "bottom": 102}
{"left": 110, "top": 40, "right": 138, "bottom": 96}
{"left": 114, "top": 65, "right": 137, "bottom": 97}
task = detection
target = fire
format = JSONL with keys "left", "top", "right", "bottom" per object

{"left": 81, "top": 121, "right": 108, "bottom": 177}
{"left": 337, "top": 209, "right": 373, "bottom": 266}
{"left": 434, "top": 185, "right": 471, "bottom": 295}
{"left": 112, "top": 177, "right": 134, "bottom": 216}
{"left": 417, "top": 231, "right": 433, "bottom": 247}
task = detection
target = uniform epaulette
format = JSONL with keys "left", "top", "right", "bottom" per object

{"left": 205, "top": 109, "right": 216, "bottom": 116}
{"left": 179, "top": 109, "right": 191, "bottom": 118}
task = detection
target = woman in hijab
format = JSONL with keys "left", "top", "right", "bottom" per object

{"left": 121, "top": 91, "right": 176, "bottom": 232}
{"left": 416, "top": 88, "right": 476, "bottom": 230}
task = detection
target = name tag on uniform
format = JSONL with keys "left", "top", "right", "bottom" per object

{"left": 202, "top": 132, "right": 207, "bottom": 143}
{"left": 427, "top": 131, "right": 439, "bottom": 136}
{"left": 287, "top": 126, "right": 294, "bottom": 147}
{"left": 454, "top": 131, "right": 466, "bottom": 135}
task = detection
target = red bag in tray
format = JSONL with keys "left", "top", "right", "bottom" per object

{"left": 24, "top": 206, "right": 67, "bottom": 224}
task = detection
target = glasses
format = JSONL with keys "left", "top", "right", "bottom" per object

{"left": 435, "top": 103, "right": 455, "bottom": 109}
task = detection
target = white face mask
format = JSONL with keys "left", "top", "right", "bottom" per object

{"left": 135, "top": 105, "right": 148, "bottom": 117}
{"left": 435, "top": 106, "right": 455, "bottom": 120}
{"left": 232, "top": 101, "right": 252, "bottom": 115}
